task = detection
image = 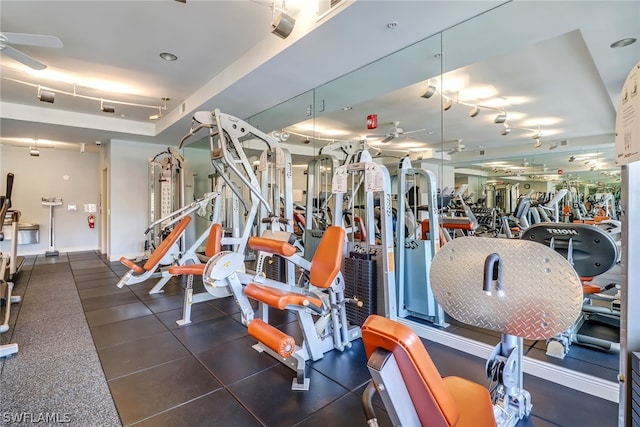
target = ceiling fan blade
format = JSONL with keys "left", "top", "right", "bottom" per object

{"left": 3, "top": 32, "right": 63, "bottom": 48}
{"left": 380, "top": 135, "right": 394, "bottom": 143}
{"left": 2, "top": 45, "right": 47, "bottom": 70}
{"left": 366, "top": 134, "right": 387, "bottom": 138}
{"left": 403, "top": 128, "right": 427, "bottom": 135}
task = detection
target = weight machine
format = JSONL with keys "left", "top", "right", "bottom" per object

{"left": 302, "top": 140, "right": 364, "bottom": 260}
{"left": 302, "top": 154, "right": 338, "bottom": 260}
{"left": 147, "top": 147, "right": 190, "bottom": 256}
{"left": 179, "top": 110, "right": 294, "bottom": 255}
{"left": 394, "top": 157, "right": 446, "bottom": 327}
{"left": 521, "top": 222, "right": 621, "bottom": 358}
{"left": 429, "top": 237, "right": 583, "bottom": 426}
{"left": 165, "top": 109, "right": 298, "bottom": 325}
{"left": 199, "top": 225, "right": 361, "bottom": 390}
{"left": 331, "top": 150, "right": 397, "bottom": 323}
{"left": 363, "top": 237, "right": 583, "bottom": 426}
{"left": 117, "top": 191, "right": 221, "bottom": 293}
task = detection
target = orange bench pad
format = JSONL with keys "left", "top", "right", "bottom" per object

{"left": 143, "top": 216, "right": 192, "bottom": 271}
{"left": 244, "top": 283, "right": 322, "bottom": 310}
{"left": 248, "top": 236, "right": 297, "bottom": 257}
{"left": 168, "top": 264, "right": 206, "bottom": 276}
{"left": 119, "top": 257, "right": 144, "bottom": 274}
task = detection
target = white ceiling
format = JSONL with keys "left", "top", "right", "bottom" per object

{"left": 1, "top": 1, "right": 639, "bottom": 186}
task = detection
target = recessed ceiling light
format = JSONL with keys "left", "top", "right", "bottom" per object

{"left": 610, "top": 37, "right": 636, "bottom": 48}
{"left": 160, "top": 52, "right": 178, "bottom": 61}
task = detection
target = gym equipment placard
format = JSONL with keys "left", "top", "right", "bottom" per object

{"left": 616, "top": 61, "right": 640, "bottom": 165}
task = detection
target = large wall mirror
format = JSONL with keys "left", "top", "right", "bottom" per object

{"left": 184, "top": 1, "right": 637, "bottom": 394}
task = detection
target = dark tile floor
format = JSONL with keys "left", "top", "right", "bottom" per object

{"left": 2, "top": 251, "right": 620, "bottom": 426}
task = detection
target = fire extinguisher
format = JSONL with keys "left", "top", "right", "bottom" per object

{"left": 88, "top": 214, "right": 95, "bottom": 229}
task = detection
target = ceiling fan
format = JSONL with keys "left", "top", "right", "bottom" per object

{"left": 0, "top": 32, "right": 63, "bottom": 70}
{"left": 436, "top": 139, "right": 466, "bottom": 155}
{"left": 367, "top": 121, "right": 426, "bottom": 143}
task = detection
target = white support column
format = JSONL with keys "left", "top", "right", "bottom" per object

{"left": 620, "top": 161, "right": 640, "bottom": 426}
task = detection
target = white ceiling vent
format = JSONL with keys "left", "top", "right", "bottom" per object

{"left": 318, "top": 0, "right": 345, "bottom": 21}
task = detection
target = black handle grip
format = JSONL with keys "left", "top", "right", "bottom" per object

{"left": 483, "top": 253, "right": 501, "bottom": 295}
{"left": 5, "top": 173, "right": 14, "bottom": 203}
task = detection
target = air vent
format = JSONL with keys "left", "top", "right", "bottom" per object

{"left": 480, "top": 150, "right": 485, "bottom": 156}
{"left": 318, "top": 0, "right": 344, "bottom": 20}
{"left": 560, "top": 140, "right": 568, "bottom": 146}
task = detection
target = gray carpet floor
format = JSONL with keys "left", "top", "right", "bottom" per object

{"left": 1, "top": 253, "right": 121, "bottom": 427}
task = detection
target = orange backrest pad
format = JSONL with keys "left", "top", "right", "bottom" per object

{"left": 143, "top": 216, "right": 192, "bottom": 271}
{"left": 205, "top": 223, "right": 223, "bottom": 258}
{"left": 309, "top": 226, "right": 345, "bottom": 289}
{"left": 362, "top": 315, "right": 460, "bottom": 427}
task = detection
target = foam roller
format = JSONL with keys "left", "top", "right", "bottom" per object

{"left": 248, "top": 319, "right": 295, "bottom": 358}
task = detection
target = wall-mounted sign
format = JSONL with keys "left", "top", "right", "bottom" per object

{"left": 615, "top": 61, "right": 640, "bottom": 165}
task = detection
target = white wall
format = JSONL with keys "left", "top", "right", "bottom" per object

{"left": 419, "top": 161, "right": 455, "bottom": 191}
{"left": 108, "top": 139, "right": 167, "bottom": 261}
{"left": 0, "top": 145, "right": 100, "bottom": 255}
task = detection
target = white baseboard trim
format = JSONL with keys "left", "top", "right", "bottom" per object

{"left": 398, "top": 318, "right": 619, "bottom": 403}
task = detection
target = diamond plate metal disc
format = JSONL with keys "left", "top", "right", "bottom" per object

{"left": 430, "top": 237, "right": 583, "bottom": 340}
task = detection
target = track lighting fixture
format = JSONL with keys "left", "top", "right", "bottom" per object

{"left": 271, "top": 1, "right": 295, "bottom": 39}
{"left": 421, "top": 85, "right": 436, "bottom": 99}
{"left": 6, "top": 77, "right": 169, "bottom": 120}
{"left": 150, "top": 97, "right": 170, "bottom": 120}
{"left": 271, "top": 130, "right": 290, "bottom": 142}
{"left": 568, "top": 155, "right": 575, "bottom": 162}
{"left": 443, "top": 92, "right": 458, "bottom": 111}
{"left": 37, "top": 86, "right": 55, "bottom": 103}
{"left": 149, "top": 107, "right": 163, "bottom": 120}
{"left": 100, "top": 99, "right": 115, "bottom": 113}
{"left": 301, "top": 138, "right": 311, "bottom": 144}
{"left": 419, "top": 86, "right": 550, "bottom": 140}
